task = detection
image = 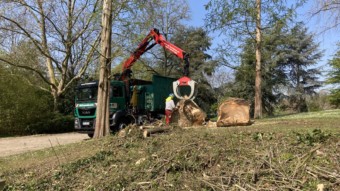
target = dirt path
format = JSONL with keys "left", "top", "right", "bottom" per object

{"left": 0, "top": 133, "right": 89, "bottom": 157}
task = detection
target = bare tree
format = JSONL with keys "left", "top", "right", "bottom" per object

{"left": 310, "top": 0, "right": 340, "bottom": 32}
{"left": 0, "top": 0, "right": 101, "bottom": 111}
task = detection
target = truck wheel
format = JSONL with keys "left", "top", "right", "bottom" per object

{"left": 138, "top": 115, "right": 149, "bottom": 125}
{"left": 88, "top": 133, "right": 94, "bottom": 138}
{"left": 118, "top": 121, "right": 128, "bottom": 130}
{"left": 116, "top": 115, "right": 135, "bottom": 130}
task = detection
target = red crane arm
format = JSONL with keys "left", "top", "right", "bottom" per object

{"left": 152, "top": 30, "right": 185, "bottom": 59}
{"left": 120, "top": 28, "right": 189, "bottom": 80}
{"left": 122, "top": 31, "right": 154, "bottom": 72}
{"left": 120, "top": 28, "right": 197, "bottom": 100}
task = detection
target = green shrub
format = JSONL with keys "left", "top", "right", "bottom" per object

{"left": 293, "top": 129, "right": 331, "bottom": 146}
{"left": 26, "top": 113, "right": 74, "bottom": 134}
{"left": 0, "top": 66, "right": 75, "bottom": 136}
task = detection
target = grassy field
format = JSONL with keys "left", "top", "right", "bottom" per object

{"left": 1, "top": 110, "right": 339, "bottom": 190}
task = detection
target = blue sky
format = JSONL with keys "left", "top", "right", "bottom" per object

{"left": 186, "top": 0, "right": 208, "bottom": 27}
{"left": 186, "top": 0, "right": 340, "bottom": 77}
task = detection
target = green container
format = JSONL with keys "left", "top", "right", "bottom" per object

{"left": 143, "top": 75, "right": 176, "bottom": 112}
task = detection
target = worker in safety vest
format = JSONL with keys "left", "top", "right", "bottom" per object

{"left": 165, "top": 93, "right": 176, "bottom": 125}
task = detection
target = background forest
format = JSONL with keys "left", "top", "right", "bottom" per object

{"left": 0, "top": 0, "right": 340, "bottom": 135}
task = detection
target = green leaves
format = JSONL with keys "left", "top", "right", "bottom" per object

{"left": 326, "top": 43, "right": 340, "bottom": 106}
{"left": 294, "top": 129, "right": 331, "bottom": 146}
{"left": 252, "top": 132, "right": 274, "bottom": 141}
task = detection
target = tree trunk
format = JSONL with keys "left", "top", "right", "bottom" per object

{"left": 38, "top": 1, "right": 59, "bottom": 112}
{"left": 254, "top": 0, "right": 262, "bottom": 119}
{"left": 94, "top": 0, "right": 112, "bottom": 138}
{"left": 52, "top": 90, "right": 59, "bottom": 112}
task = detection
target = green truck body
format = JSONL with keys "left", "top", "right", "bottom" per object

{"left": 74, "top": 75, "right": 176, "bottom": 136}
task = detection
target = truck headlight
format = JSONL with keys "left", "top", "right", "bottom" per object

{"left": 74, "top": 118, "right": 79, "bottom": 129}
{"left": 111, "top": 113, "right": 117, "bottom": 126}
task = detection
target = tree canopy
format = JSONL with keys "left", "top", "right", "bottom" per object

{"left": 226, "top": 22, "right": 322, "bottom": 115}
{"left": 326, "top": 43, "right": 340, "bottom": 106}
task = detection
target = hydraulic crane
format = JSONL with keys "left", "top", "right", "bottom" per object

{"left": 120, "top": 28, "right": 197, "bottom": 100}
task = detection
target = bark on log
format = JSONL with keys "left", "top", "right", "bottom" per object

{"left": 171, "top": 99, "right": 206, "bottom": 127}
{"left": 217, "top": 98, "right": 251, "bottom": 127}
{"left": 143, "top": 127, "right": 171, "bottom": 138}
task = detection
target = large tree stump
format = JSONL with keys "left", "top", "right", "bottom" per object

{"left": 171, "top": 99, "right": 206, "bottom": 127}
{"left": 217, "top": 98, "right": 251, "bottom": 127}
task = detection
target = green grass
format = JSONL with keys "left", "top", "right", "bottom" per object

{"left": 271, "top": 109, "right": 340, "bottom": 119}
{"left": 1, "top": 109, "right": 339, "bottom": 191}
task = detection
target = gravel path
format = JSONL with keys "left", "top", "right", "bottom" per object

{"left": 0, "top": 133, "right": 89, "bottom": 157}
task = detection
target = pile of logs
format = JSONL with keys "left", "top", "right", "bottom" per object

{"left": 118, "top": 97, "right": 252, "bottom": 138}
{"left": 170, "top": 97, "right": 251, "bottom": 128}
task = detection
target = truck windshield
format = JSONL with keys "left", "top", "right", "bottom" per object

{"left": 76, "top": 87, "right": 98, "bottom": 101}
{"left": 76, "top": 85, "right": 123, "bottom": 101}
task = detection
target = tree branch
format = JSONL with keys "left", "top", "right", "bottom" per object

{"left": 58, "top": 33, "right": 100, "bottom": 95}
{"left": 0, "top": 57, "right": 56, "bottom": 89}
{"left": 0, "top": 15, "right": 59, "bottom": 65}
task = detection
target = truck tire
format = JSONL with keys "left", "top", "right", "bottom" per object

{"left": 118, "top": 122, "right": 128, "bottom": 130}
{"left": 116, "top": 115, "right": 135, "bottom": 131}
{"left": 138, "top": 115, "right": 149, "bottom": 125}
{"left": 88, "top": 133, "right": 94, "bottom": 138}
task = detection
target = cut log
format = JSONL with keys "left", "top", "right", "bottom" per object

{"left": 217, "top": 98, "right": 251, "bottom": 127}
{"left": 143, "top": 127, "right": 171, "bottom": 138}
{"left": 171, "top": 99, "right": 206, "bottom": 127}
{"left": 139, "top": 125, "right": 156, "bottom": 130}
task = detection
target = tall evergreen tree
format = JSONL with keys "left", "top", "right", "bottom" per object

{"left": 165, "top": 27, "right": 216, "bottom": 79}
{"left": 326, "top": 43, "right": 340, "bottom": 107}
{"left": 279, "top": 23, "right": 323, "bottom": 112}
{"left": 228, "top": 22, "right": 322, "bottom": 115}
{"left": 228, "top": 31, "right": 284, "bottom": 116}
{"left": 205, "top": 0, "right": 296, "bottom": 118}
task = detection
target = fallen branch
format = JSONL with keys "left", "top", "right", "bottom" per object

{"left": 234, "top": 184, "right": 247, "bottom": 191}
{"left": 306, "top": 166, "right": 340, "bottom": 183}
{"left": 292, "top": 145, "right": 321, "bottom": 178}
{"left": 143, "top": 127, "right": 171, "bottom": 138}
{"left": 139, "top": 125, "right": 156, "bottom": 130}
{"left": 136, "top": 181, "right": 151, "bottom": 185}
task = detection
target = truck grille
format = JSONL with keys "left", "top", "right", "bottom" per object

{"left": 78, "top": 108, "right": 96, "bottom": 116}
{"left": 80, "top": 119, "right": 95, "bottom": 129}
